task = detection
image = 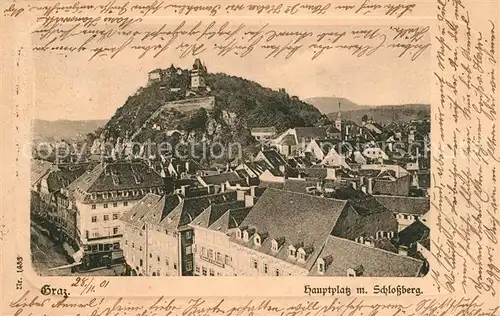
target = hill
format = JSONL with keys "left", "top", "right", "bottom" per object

{"left": 102, "top": 69, "right": 323, "bottom": 145}
{"left": 326, "top": 104, "right": 430, "bottom": 124}
{"left": 33, "top": 119, "right": 108, "bottom": 141}
{"left": 305, "top": 96, "right": 366, "bottom": 114}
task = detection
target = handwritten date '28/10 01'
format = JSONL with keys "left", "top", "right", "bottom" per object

{"left": 31, "top": 21, "right": 431, "bottom": 61}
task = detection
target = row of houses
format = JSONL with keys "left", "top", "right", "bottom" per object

{"left": 120, "top": 187, "right": 428, "bottom": 277}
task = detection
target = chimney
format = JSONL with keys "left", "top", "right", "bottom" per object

{"left": 245, "top": 175, "right": 250, "bottom": 186}
{"left": 250, "top": 185, "right": 258, "bottom": 197}
{"left": 279, "top": 165, "right": 286, "bottom": 174}
{"left": 367, "top": 178, "right": 373, "bottom": 194}
{"left": 220, "top": 182, "right": 226, "bottom": 193}
{"left": 180, "top": 185, "right": 190, "bottom": 196}
{"left": 185, "top": 161, "right": 190, "bottom": 173}
{"left": 245, "top": 195, "right": 254, "bottom": 207}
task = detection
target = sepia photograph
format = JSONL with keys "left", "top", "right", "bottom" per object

{"left": 29, "top": 23, "right": 432, "bottom": 278}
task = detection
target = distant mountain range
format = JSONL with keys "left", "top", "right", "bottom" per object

{"left": 326, "top": 103, "right": 430, "bottom": 124}
{"left": 304, "top": 96, "right": 368, "bottom": 114}
{"left": 33, "top": 119, "right": 108, "bottom": 141}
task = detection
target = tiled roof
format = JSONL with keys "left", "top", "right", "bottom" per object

{"left": 311, "top": 236, "right": 423, "bottom": 277}
{"left": 282, "top": 179, "right": 317, "bottom": 193}
{"left": 232, "top": 188, "right": 348, "bottom": 271}
{"left": 45, "top": 166, "right": 87, "bottom": 192}
{"left": 298, "top": 167, "right": 328, "bottom": 179}
{"left": 372, "top": 174, "right": 411, "bottom": 196}
{"left": 294, "top": 127, "right": 327, "bottom": 140}
{"left": 175, "top": 191, "right": 238, "bottom": 228}
{"left": 191, "top": 200, "right": 245, "bottom": 228}
{"left": 259, "top": 182, "right": 284, "bottom": 189}
{"left": 209, "top": 207, "right": 252, "bottom": 233}
{"left": 120, "top": 193, "right": 165, "bottom": 228}
{"left": 279, "top": 134, "right": 297, "bottom": 145}
{"left": 31, "top": 160, "right": 54, "bottom": 186}
{"left": 69, "top": 161, "right": 164, "bottom": 193}
{"left": 398, "top": 220, "right": 430, "bottom": 247}
{"left": 199, "top": 171, "right": 242, "bottom": 185}
{"left": 374, "top": 195, "right": 430, "bottom": 215}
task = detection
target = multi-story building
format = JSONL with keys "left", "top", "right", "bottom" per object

{"left": 121, "top": 190, "right": 240, "bottom": 276}
{"left": 67, "top": 161, "right": 166, "bottom": 269}
{"left": 189, "top": 188, "right": 414, "bottom": 277}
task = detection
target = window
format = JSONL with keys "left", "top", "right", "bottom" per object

{"left": 185, "top": 231, "right": 192, "bottom": 239}
{"left": 275, "top": 269, "right": 281, "bottom": 276}
{"left": 173, "top": 263, "right": 177, "bottom": 270}
{"left": 288, "top": 246, "right": 296, "bottom": 257}
{"left": 139, "top": 246, "right": 142, "bottom": 251}
{"left": 254, "top": 236, "right": 261, "bottom": 246}
{"left": 103, "top": 215, "right": 109, "bottom": 221}
{"left": 209, "top": 269, "right": 215, "bottom": 276}
{"left": 208, "top": 249, "right": 214, "bottom": 259}
{"left": 125, "top": 240, "right": 128, "bottom": 245}
{"left": 92, "top": 230, "right": 99, "bottom": 238}
{"left": 157, "top": 256, "right": 160, "bottom": 262}
{"left": 113, "top": 202, "right": 118, "bottom": 208}
{"left": 91, "top": 216, "right": 97, "bottom": 223}
{"left": 252, "top": 259, "right": 258, "bottom": 269}
{"left": 225, "top": 255, "right": 231, "bottom": 265}
{"left": 216, "top": 252, "right": 222, "bottom": 262}
{"left": 236, "top": 229, "right": 241, "bottom": 239}
{"left": 195, "top": 265, "right": 201, "bottom": 274}
{"left": 186, "top": 262, "right": 192, "bottom": 271}
{"left": 298, "top": 251, "right": 305, "bottom": 261}
{"left": 91, "top": 204, "right": 96, "bottom": 210}
{"left": 318, "top": 262, "right": 325, "bottom": 273}
{"left": 113, "top": 227, "right": 119, "bottom": 235}
{"left": 113, "top": 213, "right": 119, "bottom": 220}
{"left": 202, "top": 247, "right": 207, "bottom": 257}
{"left": 165, "top": 258, "right": 169, "bottom": 266}
{"left": 91, "top": 193, "right": 97, "bottom": 200}
{"left": 123, "top": 201, "right": 128, "bottom": 206}
{"left": 243, "top": 231, "right": 249, "bottom": 241}
{"left": 149, "top": 253, "right": 152, "bottom": 258}
{"left": 264, "top": 264, "right": 268, "bottom": 274}
{"left": 132, "top": 243, "right": 135, "bottom": 248}
{"left": 185, "top": 246, "right": 192, "bottom": 255}
{"left": 103, "top": 203, "right": 108, "bottom": 209}
{"left": 202, "top": 267, "right": 207, "bottom": 276}
{"left": 139, "top": 259, "right": 143, "bottom": 266}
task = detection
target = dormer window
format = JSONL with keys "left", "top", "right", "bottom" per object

{"left": 317, "top": 259, "right": 325, "bottom": 274}
{"left": 297, "top": 248, "right": 306, "bottom": 261}
{"left": 91, "top": 193, "right": 97, "bottom": 200}
{"left": 243, "top": 230, "right": 249, "bottom": 241}
{"left": 111, "top": 191, "right": 117, "bottom": 198}
{"left": 236, "top": 229, "right": 242, "bottom": 239}
{"left": 347, "top": 268, "right": 356, "bottom": 277}
{"left": 103, "top": 192, "right": 109, "bottom": 199}
{"left": 271, "top": 239, "right": 278, "bottom": 252}
{"left": 288, "top": 245, "right": 296, "bottom": 257}
{"left": 254, "top": 234, "right": 261, "bottom": 246}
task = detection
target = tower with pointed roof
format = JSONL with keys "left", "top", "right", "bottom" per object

{"left": 335, "top": 102, "right": 342, "bottom": 132}
{"left": 190, "top": 58, "right": 207, "bottom": 90}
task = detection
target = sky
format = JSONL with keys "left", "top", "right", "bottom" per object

{"left": 33, "top": 24, "right": 430, "bottom": 121}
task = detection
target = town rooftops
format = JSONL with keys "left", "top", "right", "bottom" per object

{"left": 44, "top": 165, "right": 87, "bottom": 192}
{"left": 398, "top": 219, "right": 430, "bottom": 248}
{"left": 374, "top": 195, "right": 430, "bottom": 215}
{"left": 209, "top": 207, "right": 252, "bottom": 233}
{"left": 310, "top": 236, "right": 424, "bottom": 277}
{"left": 70, "top": 161, "right": 164, "bottom": 193}
{"left": 198, "top": 171, "right": 243, "bottom": 186}
{"left": 31, "top": 160, "right": 54, "bottom": 187}
{"left": 191, "top": 200, "right": 246, "bottom": 229}
{"left": 294, "top": 127, "right": 327, "bottom": 140}
{"left": 231, "top": 188, "right": 348, "bottom": 271}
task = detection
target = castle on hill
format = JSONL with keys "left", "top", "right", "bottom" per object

{"left": 147, "top": 59, "right": 210, "bottom": 96}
